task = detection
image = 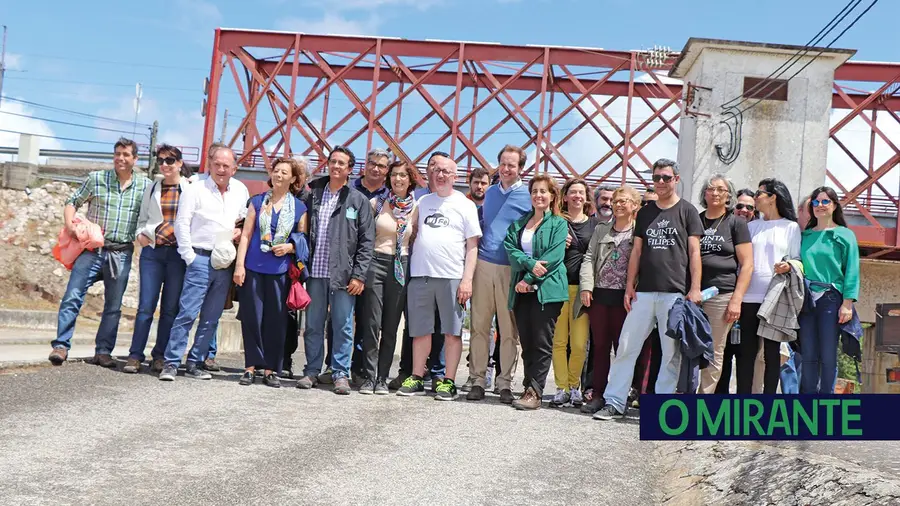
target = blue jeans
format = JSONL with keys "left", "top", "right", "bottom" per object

{"left": 53, "top": 248, "right": 133, "bottom": 355}
{"left": 798, "top": 290, "right": 841, "bottom": 394}
{"left": 205, "top": 327, "right": 218, "bottom": 360}
{"left": 128, "top": 246, "right": 185, "bottom": 362}
{"left": 303, "top": 278, "right": 356, "bottom": 379}
{"left": 780, "top": 346, "right": 802, "bottom": 394}
{"left": 163, "top": 253, "right": 233, "bottom": 366}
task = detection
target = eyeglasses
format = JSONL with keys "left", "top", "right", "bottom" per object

{"left": 735, "top": 203, "right": 755, "bottom": 211}
{"left": 368, "top": 160, "right": 389, "bottom": 170}
{"left": 652, "top": 174, "right": 674, "bottom": 183}
{"left": 754, "top": 190, "right": 773, "bottom": 198}
{"left": 434, "top": 168, "right": 455, "bottom": 176}
{"left": 706, "top": 187, "right": 728, "bottom": 195}
{"left": 157, "top": 156, "right": 179, "bottom": 166}
{"left": 811, "top": 198, "right": 832, "bottom": 207}
{"left": 612, "top": 198, "right": 633, "bottom": 206}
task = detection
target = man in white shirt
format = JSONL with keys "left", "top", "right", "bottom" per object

{"left": 396, "top": 155, "right": 481, "bottom": 400}
{"left": 159, "top": 146, "right": 249, "bottom": 381}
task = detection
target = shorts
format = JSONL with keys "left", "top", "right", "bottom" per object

{"left": 407, "top": 276, "right": 464, "bottom": 337}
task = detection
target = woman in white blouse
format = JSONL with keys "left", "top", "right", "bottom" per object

{"left": 737, "top": 178, "right": 801, "bottom": 394}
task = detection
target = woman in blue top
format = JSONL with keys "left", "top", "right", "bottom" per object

{"left": 233, "top": 157, "right": 308, "bottom": 388}
{"left": 799, "top": 186, "right": 860, "bottom": 394}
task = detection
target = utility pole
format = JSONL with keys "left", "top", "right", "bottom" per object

{"left": 0, "top": 26, "right": 8, "bottom": 107}
{"left": 147, "top": 121, "right": 159, "bottom": 178}
{"left": 219, "top": 108, "right": 228, "bottom": 143}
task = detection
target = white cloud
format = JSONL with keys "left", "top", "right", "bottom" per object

{"left": 0, "top": 100, "right": 63, "bottom": 161}
{"left": 4, "top": 53, "right": 23, "bottom": 71}
{"left": 96, "top": 94, "right": 206, "bottom": 160}
{"left": 170, "top": 0, "right": 223, "bottom": 43}
{"left": 275, "top": 13, "right": 380, "bottom": 36}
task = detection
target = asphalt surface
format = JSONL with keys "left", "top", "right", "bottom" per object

{"left": 0, "top": 356, "right": 663, "bottom": 506}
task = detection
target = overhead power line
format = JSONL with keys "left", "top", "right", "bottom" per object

{"left": 0, "top": 127, "right": 117, "bottom": 145}
{"left": 0, "top": 110, "right": 150, "bottom": 137}
{"left": 14, "top": 52, "right": 207, "bottom": 71}
{"left": 2, "top": 96, "right": 152, "bottom": 128}
{"left": 4, "top": 75, "right": 202, "bottom": 93}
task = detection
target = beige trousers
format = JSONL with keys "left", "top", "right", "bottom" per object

{"left": 468, "top": 259, "right": 518, "bottom": 389}
{"left": 698, "top": 293, "right": 733, "bottom": 394}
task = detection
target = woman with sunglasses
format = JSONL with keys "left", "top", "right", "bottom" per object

{"left": 734, "top": 189, "right": 758, "bottom": 222}
{"left": 696, "top": 175, "right": 753, "bottom": 394}
{"left": 739, "top": 178, "right": 801, "bottom": 394}
{"left": 799, "top": 187, "right": 859, "bottom": 393}
{"left": 358, "top": 161, "right": 418, "bottom": 395}
{"left": 124, "top": 144, "right": 190, "bottom": 374}
{"left": 233, "top": 157, "right": 308, "bottom": 387}
{"left": 548, "top": 178, "right": 599, "bottom": 407}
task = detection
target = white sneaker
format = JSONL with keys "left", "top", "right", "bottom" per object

{"left": 570, "top": 388, "right": 584, "bottom": 407}
{"left": 550, "top": 388, "right": 570, "bottom": 407}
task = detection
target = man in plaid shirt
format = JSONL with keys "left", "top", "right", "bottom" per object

{"left": 49, "top": 138, "right": 151, "bottom": 367}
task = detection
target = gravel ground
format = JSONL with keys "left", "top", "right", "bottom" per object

{"left": 0, "top": 356, "right": 664, "bottom": 506}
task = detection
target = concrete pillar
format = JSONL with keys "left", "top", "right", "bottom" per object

{"left": 669, "top": 38, "right": 855, "bottom": 206}
{"left": 18, "top": 133, "right": 41, "bottom": 165}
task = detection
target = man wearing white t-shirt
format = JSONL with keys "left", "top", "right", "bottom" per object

{"left": 397, "top": 155, "right": 481, "bottom": 400}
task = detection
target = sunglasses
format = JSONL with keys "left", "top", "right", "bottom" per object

{"left": 652, "top": 174, "right": 674, "bottom": 183}
{"left": 811, "top": 199, "right": 832, "bottom": 207}
{"left": 157, "top": 156, "right": 180, "bottom": 166}
{"left": 735, "top": 203, "right": 755, "bottom": 211}
{"left": 754, "top": 190, "right": 773, "bottom": 198}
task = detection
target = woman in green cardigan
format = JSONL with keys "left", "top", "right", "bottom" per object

{"left": 799, "top": 186, "right": 860, "bottom": 394}
{"left": 503, "top": 174, "right": 569, "bottom": 410}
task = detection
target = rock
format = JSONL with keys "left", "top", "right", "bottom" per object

{"left": 53, "top": 268, "right": 63, "bottom": 277}
{"left": 27, "top": 246, "right": 37, "bottom": 252}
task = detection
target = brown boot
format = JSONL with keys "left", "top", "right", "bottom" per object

{"left": 48, "top": 347, "right": 68, "bottom": 366}
{"left": 122, "top": 358, "right": 141, "bottom": 374}
{"left": 150, "top": 359, "right": 164, "bottom": 373}
{"left": 513, "top": 387, "right": 542, "bottom": 411}
{"left": 92, "top": 354, "right": 117, "bottom": 368}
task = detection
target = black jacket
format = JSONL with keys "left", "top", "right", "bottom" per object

{"left": 306, "top": 176, "right": 375, "bottom": 290}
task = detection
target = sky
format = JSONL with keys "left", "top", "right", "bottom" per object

{"left": 0, "top": 0, "right": 898, "bottom": 195}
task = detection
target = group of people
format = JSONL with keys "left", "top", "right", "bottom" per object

{"left": 47, "top": 137, "right": 861, "bottom": 419}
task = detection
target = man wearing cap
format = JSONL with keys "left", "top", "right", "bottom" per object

{"left": 158, "top": 145, "right": 249, "bottom": 381}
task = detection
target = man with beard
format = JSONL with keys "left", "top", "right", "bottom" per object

{"left": 467, "top": 167, "right": 490, "bottom": 211}
{"left": 593, "top": 185, "right": 615, "bottom": 223}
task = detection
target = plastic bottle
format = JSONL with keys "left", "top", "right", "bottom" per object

{"left": 730, "top": 321, "right": 741, "bottom": 345}
{"left": 700, "top": 286, "right": 719, "bottom": 302}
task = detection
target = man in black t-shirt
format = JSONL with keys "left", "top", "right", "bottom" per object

{"left": 595, "top": 158, "right": 704, "bottom": 420}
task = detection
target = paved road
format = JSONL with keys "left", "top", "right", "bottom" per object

{"left": 0, "top": 358, "right": 664, "bottom": 506}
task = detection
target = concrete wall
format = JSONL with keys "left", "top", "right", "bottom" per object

{"left": 676, "top": 44, "right": 847, "bottom": 207}
{"left": 856, "top": 260, "right": 900, "bottom": 323}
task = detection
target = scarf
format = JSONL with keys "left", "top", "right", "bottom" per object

{"left": 379, "top": 191, "right": 414, "bottom": 284}
{"left": 258, "top": 190, "right": 295, "bottom": 253}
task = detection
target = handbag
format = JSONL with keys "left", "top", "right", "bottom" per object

{"left": 286, "top": 262, "right": 311, "bottom": 311}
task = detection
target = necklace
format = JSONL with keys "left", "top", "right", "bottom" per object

{"left": 610, "top": 223, "right": 633, "bottom": 261}
{"left": 702, "top": 211, "right": 726, "bottom": 237}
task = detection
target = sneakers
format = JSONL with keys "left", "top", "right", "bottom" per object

{"left": 374, "top": 379, "right": 390, "bottom": 395}
{"left": 512, "top": 387, "right": 542, "bottom": 410}
{"left": 239, "top": 371, "right": 254, "bottom": 386}
{"left": 434, "top": 379, "right": 458, "bottom": 401}
{"left": 150, "top": 359, "right": 164, "bottom": 373}
{"left": 550, "top": 388, "right": 570, "bottom": 407}
{"left": 184, "top": 363, "right": 212, "bottom": 380}
{"left": 48, "top": 347, "right": 68, "bottom": 366}
{"left": 570, "top": 388, "right": 584, "bottom": 407}
{"left": 333, "top": 377, "right": 351, "bottom": 395}
{"left": 499, "top": 388, "right": 514, "bottom": 404}
{"left": 159, "top": 364, "right": 178, "bottom": 381}
{"left": 296, "top": 375, "right": 318, "bottom": 389}
{"left": 580, "top": 397, "right": 604, "bottom": 414}
{"left": 466, "top": 385, "right": 485, "bottom": 401}
{"left": 263, "top": 373, "right": 281, "bottom": 388}
{"left": 429, "top": 376, "right": 445, "bottom": 394}
{"left": 460, "top": 377, "right": 476, "bottom": 393}
{"left": 396, "top": 376, "right": 426, "bottom": 396}
{"left": 388, "top": 373, "right": 409, "bottom": 391}
{"left": 593, "top": 404, "right": 625, "bottom": 421}
{"left": 122, "top": 358, "right": 141, "bottom": 374}
{"left": 203, "top": 359, "right": 221, "bottom": 371}
{"left": 359, "top": 379, "right": 376, "bottom": 395}
{"left": 317, "top": 368, "right": 335, "bottom": 385}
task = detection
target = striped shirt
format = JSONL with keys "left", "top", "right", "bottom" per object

{"left": 66, "top": 170, "right": 150, "bottom": 244}
{"left": 155, "top": 183, "right": 181, "bottom": 246}
{"left": 310, "top": 185, "right": 341, "bottom": 278}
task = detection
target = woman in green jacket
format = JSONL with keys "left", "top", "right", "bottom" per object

{"left": 503, "top": 174, "right": 569, "bottom": 410}
{"left": 799, "top": 186, "right": 860, "bottom": 394}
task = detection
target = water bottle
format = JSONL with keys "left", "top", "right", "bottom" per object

{"left": 730, "top": 321, "right": 741, "bottom": 345}
{"left": 700, "top": 286, "right": 719, "bottom": 302}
